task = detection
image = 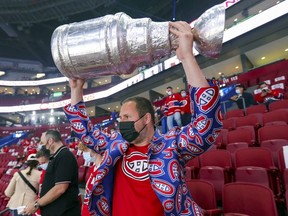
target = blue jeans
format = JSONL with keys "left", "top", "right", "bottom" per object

{"left": 167, "top": 112, "right": 182, "bottom": 130}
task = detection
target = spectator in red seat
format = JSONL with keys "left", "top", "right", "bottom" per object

{"left": 3, "top": 146, "right": 9, "bottom": 153}
{"left": 163, "top": 86, "right": 182, "bottom": 130}
{"left": 230, "top": 84, "right": 256, "bottom": 109}
{"left": 180, "top": 89, "right": 192, "bottom": 126}
{"left": 254, "top": 82, "right": 283, "bottom": 105}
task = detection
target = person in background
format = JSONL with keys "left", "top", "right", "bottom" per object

{"left": 164, "top": 86, "right": 182, "bottom": 130}
{"left": 230, "top": 84, "right": 256, "bottom": 109}
{"left": 35, "top": 147, "right": 50, "bottom": 216}
{"left": 180, "top": 89, "right": 192, "bottom": 126}
{"left": 23, "top": 130, "right": 80, "bottom": 216}
{"left": 5, "top": 154, "right": 41, "bottom": 216}
{"left": 254, "top": 81, "right": 283, "bottom": 106}
{"left": 78, "top": 142, "right": 102, "bottom": 167}
{"left": 64, "top": 21, "right": 222, "bottom": 216}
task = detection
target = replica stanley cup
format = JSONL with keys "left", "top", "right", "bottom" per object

{"left": 51, "top": 4, "right": 225, "bottom": 79}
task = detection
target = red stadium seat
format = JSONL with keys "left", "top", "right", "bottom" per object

{"left": 235, "top": 114, "right": 261, "bottom": 128}
{"left": 235, "top": 166, "right": 270, "bottom": 188}
{"left": 222, "top": 118, "right": 237, "bottom": 131}
{"left": 246, "top": 104, "right": 267, "bottom": 115}
{"left": 263, "top": 109, "right": 288, "bottom": 126}
{"left": 215, "top": 129, "right": 229, "bottom": 149}
{"left": 199, "top": 150, "right": 233, "bottom": 169}
{"left": 225, "top": 109, "right": 244, "bottom": 119}
{"left": 185, "top": 157, "right": 200, "bottom": 180}
{"left": 186, "top": 179, "right": 222, "bottom": 216}
{"left": 199, "top": 166, "right": 225, "bottom": 201}
{"left": 248, "top": 113, "right": 264, "bottom": 127}
{"left": 258, "top": 125, "right": 288, "bottom": 144}
{"left": 227, "top": 126, "right": 256, "bottom": 147}
{"left": 234, "top": 147, "right": 275, "bottom": 169}
{"left": 234, "top": 147, "right": 281, "bottom": 197}
{"left": 198, "top": 150, "right": 234, "bottom": 201}
{"left": 226, "top": 142, "right": 249, "bottom": 166}
{"left": 261, "top": 139, "right": 288, "bottom": 168}
{"left": 269, "top": 99, "right": 288, "bottom": 111}
{"left": 223, "top": 183, "right": 278, "bottom": 216}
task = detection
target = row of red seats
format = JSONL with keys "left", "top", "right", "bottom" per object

{"left": 224, "top": 99, "right": 288, "bottom": 119}
{"left": 185, "top": 148, "right": 287, "bottom": 203}
{"left": 216, "top": 124, "right": 288, "bottom": 149}
{"left": 187, "top": 180, "right": 278, "bottom": 216}
{"left": 0, "top": 174, "right": 13, "bottom": 216}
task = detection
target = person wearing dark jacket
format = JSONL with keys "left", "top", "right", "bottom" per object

{"left": 230, "top": 84, "right": 256, "bottom": 109}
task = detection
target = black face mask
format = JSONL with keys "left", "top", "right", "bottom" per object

{"left": 119, "top": 115, "right": 146, "bottom": 143}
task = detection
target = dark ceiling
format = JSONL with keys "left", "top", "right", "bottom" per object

{"left": 0, "top": 0, "right": 224, "bottom": 69}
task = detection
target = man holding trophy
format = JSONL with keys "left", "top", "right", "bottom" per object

{"left": 64, "top": 17, "right": 223, "bottom": 216}
{"left": 53, "top": 3, "right": 225, "bottom": 216}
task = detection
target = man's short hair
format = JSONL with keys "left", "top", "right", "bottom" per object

{"left": 235, "top": 84, "right": 245, "bottom": 89}
{"left": 258, "top": 81, "right": 268, "bottom": 88}
{"left": 121, "top": 97, "right": 155, "bottom": 124}
{"left": 166, "top": 86, "right": 172, "bottom": 90}
{"left": 45, "top": 130, "right": 62, "bottom": 142}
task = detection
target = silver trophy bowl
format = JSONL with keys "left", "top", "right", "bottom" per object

{"left": 51, "top": 4, "right": 225, "bottom": 79}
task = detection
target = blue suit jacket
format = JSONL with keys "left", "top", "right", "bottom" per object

{"left": 64, "top": 84, "right": 222, "bottom": 216}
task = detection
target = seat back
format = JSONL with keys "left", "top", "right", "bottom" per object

{"left": 263, "top": 110, "right": 288, "bottom": 126}
{"left": 223, "top": 118, "right": 237, "bottom": 131}
{"left": 199, "top": 166, "right": 225, "bottom": 201}
{"left": 258, "top": 125, "right": 288, "bottom": 143}
{"left": 186, "top": 179, "right": 218, "bottom": 211}
{"left": 223, "top": 182, "right": 278, "bottom": 216}
{"left": 227, "top": 126, "right": 255, "bottom": 146}
{"left": 185, "top": 157, "right": 200, "bottom": 180}
{"left": 225, "top": 109, "right": 244, "bottom": 119}
{"left": 235, "top": 115, "right": 259, "bottom": 128}
{"left": 269, "top": 99, "right": 288, "bottom": 111}
{"left": 235, "top": 166, "right": 270, "bottom": 188}
{"left": 234, "top": 147, "right": 274, "bottom": 169}
{"left": 261, "top": 139, "right": 288, "bottom": 168}
{"left": 246, "top": 104, "right": 267, "bottom": 115}
{"left": 199, "top": 149, "right": 232, "bottom": 169}
{"left": 226, "top": 142, "right": 249, "bottom": 166}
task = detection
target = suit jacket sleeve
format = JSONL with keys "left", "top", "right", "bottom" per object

{"left": 63, "top": 102, "right": 117, "bottom": 153}
{"left": 176, "top": 82, "right": 223, "bottom": 162}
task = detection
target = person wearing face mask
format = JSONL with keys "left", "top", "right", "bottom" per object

{"left": 163, "top": 86, "right": 183, "bottom": 131}
{"left": 34, "top": 147, "right": 50, "bottom": 216}
{"left": 254, "top": 81, "right": 284, "bottom": 106}
{"left": 230, "top": 84, "right": 256, "bottom": 109}
{"left": 179, "top": 89, "right": 192, "bottom": 126}
{"left": 78, "top": 142, "right": 98, "bottom": 167}
{"left": 64, "top": 21, "right": 222, "bottom": 216}
{"left": 23, "top": 130, "right": 80, "bottom": 216}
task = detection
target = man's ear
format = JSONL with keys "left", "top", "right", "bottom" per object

{"left": 143, "top": 113, "right": 152, "bottom": 124}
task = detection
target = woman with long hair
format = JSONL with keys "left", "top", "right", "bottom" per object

{"left": 5, "top": 153, "right": 41, "bottom": 216}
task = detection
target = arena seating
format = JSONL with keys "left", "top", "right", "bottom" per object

{"left": 186, "top": 179, "right": 222, "bottom": 215}
{"left": 0, "top": 61, "right": 287, "bottom": 215}
{"left": 223, "top": 182, "right": 278, "bottom": 216}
